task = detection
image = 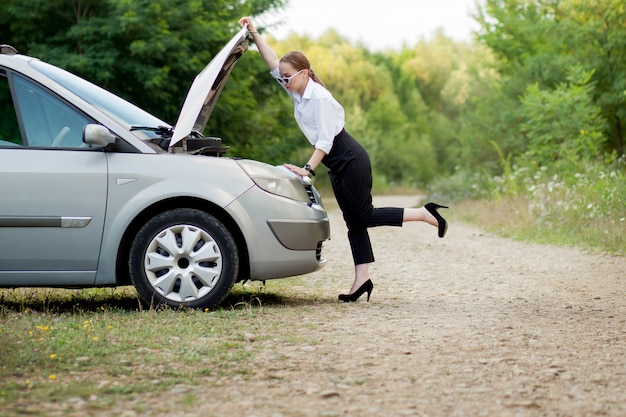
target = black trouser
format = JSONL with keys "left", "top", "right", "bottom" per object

{"left": 322, "top": 129, "right": 404, "bottom": 265}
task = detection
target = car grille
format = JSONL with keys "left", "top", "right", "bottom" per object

{"left": 304, "top": 184, "right": 317, "bottom": 204}
{"left": 316, "top": 241, "right": 323, "bottom": 261}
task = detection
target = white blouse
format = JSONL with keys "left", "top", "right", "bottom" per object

{"left": 270, "top": 68, "right": 344, "bottom": 154}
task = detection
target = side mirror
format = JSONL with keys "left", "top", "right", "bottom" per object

{"left": 83, "top": 124, "right": 116, "bottom": 147}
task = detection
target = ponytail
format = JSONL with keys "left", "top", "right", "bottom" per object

{"left": 308, "top": 68, "right": 325, "bottom": 87}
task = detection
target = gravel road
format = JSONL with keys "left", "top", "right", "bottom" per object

{"left": 203, "top": 194, "right": 626, "bottom": 417}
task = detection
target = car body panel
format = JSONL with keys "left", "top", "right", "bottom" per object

{"left": 93, "top": 153, "right": 257, "bottom": 286}
{"left": 170, "top": 26, "right": 249, "bottom": 148}
{"left": 0, "top": 148, "right": 107, "bottom": 284}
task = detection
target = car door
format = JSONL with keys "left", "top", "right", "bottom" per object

{"left": 0, "top": 70, "right": 107, "bottom": 285}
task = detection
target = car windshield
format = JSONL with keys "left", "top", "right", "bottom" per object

{"left": 30, "top": 60, "right": 169, "bottom": 139}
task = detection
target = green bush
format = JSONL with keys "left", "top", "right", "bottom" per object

{"left": 427, "top": 167, "right": 493, "bottom": 202}
{"left": 518, "top": 65, "right": 607, "bottom": 168}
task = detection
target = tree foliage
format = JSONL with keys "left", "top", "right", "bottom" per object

{"left": 476, "top": 0, "right": 626, "bottom": 156}
{"left": 1, "top": 0, "right": 623, "bottom": 190}
{"left": 519, "top": 65, "right": 607, "bottom": 166}
{"left": 0, "top": 0, "right": 284, "bottom": 126}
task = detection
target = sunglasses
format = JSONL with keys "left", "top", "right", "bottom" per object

{"left": 278, "top": 69, "right": 305, "bottom": 85}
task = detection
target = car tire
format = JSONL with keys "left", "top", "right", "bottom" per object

{"left": 129, "top": 208, "right": 238, "bottom": 309}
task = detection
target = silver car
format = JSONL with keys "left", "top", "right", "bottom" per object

{"left": 0, "top": 29, "right": 330, "bottom": 309}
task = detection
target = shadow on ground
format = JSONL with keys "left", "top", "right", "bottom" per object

{"left": 0, "top": 283, "right": 334, "bottom": 315}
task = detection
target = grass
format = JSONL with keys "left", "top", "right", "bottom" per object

{"left": 0, "top": 280, "right": 329, "bottom": 416}
{"left": 428, "top": 157, "right": 626, "bottom": 255}
{"left": 454, "top": 196, "right": 626, "bottom": 254}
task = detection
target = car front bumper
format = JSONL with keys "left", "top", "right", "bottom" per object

{"left": 266, "top": 217, "right": 330, "bottom": 251}
{"left": 226, "top": 186, "right": 331, "bottom": 281}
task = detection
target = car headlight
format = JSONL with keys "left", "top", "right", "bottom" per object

{"left": 237, "top": 159, "right": 311, "bottom": 203}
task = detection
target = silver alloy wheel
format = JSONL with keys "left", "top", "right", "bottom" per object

{"left": 144, "top": 224, "right": 222, "bottom": 303}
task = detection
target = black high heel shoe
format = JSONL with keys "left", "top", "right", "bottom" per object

{"left": 338, "top": 279, "right": 374, "bottom": 302}
{"left": 425, "top": 202, "right": 449, "bottom": 238}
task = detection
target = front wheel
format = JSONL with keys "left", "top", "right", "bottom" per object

{"left": 129, "top": 209, "right": 238, "bottom": 309}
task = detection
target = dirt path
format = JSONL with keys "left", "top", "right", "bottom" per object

{"left": 88, "top": 195, "right": 622, "bottom": 417}
{"left": 190, "top": 195, "right": 624, "bottom": 417}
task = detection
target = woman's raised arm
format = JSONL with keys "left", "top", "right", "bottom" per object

{"left": 238, "top": 16, "right": 280, "bottom": 71}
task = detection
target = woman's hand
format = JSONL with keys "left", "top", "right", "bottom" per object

{"left": 238, "top": 16, "right": 256, "bottom": 32}
{"left": 284, "top": 163, "right": 310, "bottom": 177}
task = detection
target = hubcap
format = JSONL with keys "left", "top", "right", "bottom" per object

{"left": 144, "top": 224, "right": 222, "bottom": 302}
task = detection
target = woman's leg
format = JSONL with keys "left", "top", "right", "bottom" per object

{"left": 341, "top": 208, "right": 441, "bottom": 298}
{"left": 330, "top": 167, "right": 376, "bottom": 266}
{"left": 328, "top": 131, "right": 446, "bottom": 298}
{"left": 351, "top": 263, "right": 370, "bottom": 293}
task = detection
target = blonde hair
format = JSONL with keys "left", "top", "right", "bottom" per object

{"left": 280, "top": 50, "right": 325, "bottom": 87}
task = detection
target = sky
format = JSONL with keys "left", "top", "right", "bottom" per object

{"left": 258, "top": 0, "right": 481, "bottom": 51}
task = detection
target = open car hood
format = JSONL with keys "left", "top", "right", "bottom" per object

{"left": 169, "top": 27, "right": 249, "bottom": 149}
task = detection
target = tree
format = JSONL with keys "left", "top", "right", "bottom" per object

{"left": 475, "top": 0, "right": 626, "bottom": 155}
{"left": 0, "top": 0, "right": 286, "bottom": 150}
{"left": 559, "top": 0, "right": 626, "bottom": 155}
{"left": 519, "top": 65, "right": 607, "bottom": 166}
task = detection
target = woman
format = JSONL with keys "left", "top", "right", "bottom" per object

{"left": 239, "top": 17, "right": 449, "bottom": 302}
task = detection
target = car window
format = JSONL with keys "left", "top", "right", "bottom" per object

{"left": 31, "top": 60, "right": 168, "bottom": 139}
{"left": 11, "top": 74, "right": 92, "bottom": 148}
{"left": 0, "top": 71, "right": 22, "bottom": 146}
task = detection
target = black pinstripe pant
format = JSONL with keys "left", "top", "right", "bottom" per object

{"left": 322, "top": 129, "right": 404, "bottom": 265}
